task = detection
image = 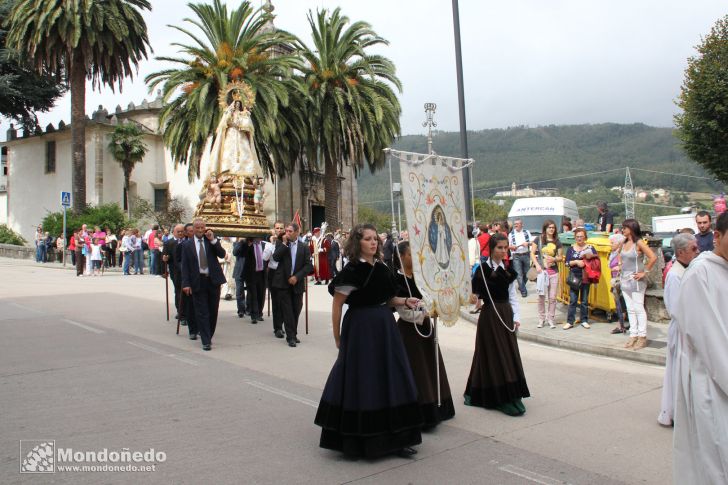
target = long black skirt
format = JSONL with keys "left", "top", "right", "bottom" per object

{"left": 397, "top": 317, "right": 455, "bottom": 428}
{"left": 464, "top": 301, "right": 530, "bottom": 408}
{"left": 315, "top": 305, "right": 423, "bottom": 458}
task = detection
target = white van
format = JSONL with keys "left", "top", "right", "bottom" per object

{"left": 507, "top": 197, "right": 579, "bottom": 234}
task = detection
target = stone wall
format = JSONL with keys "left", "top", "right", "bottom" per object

{"left": 0, "top": 243, "right": 34, "bottom": 259}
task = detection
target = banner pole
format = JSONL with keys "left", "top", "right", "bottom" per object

{"left": 388, "top": 155, "right": 396, "bottom": 235}
{"left": 434, "top": 314, "right": 441, "bottom": 407}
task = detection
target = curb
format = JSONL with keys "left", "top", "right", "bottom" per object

{"left": 460, "top": 310, "right": 666, "bottom": 366}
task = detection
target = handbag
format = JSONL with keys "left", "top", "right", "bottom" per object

{"left": 566, "top": 270, "right": 582, "bottom": 291}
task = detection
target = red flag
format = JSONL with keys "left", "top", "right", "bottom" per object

{"left": 292, "top": 210, "right": 302, "bottom": 229}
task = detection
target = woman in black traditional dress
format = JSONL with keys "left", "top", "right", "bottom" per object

{"left": 315, "top": 224, "right": 424, "bottom": 458}
{"left": 465, "top": 233, "right": 530, "bottom": 416}
{"left": 393, "top": 241, "right": 455, "bottom": 428}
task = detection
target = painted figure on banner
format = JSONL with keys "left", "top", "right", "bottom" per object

{"left": 398, "top": 158, "right": 471, "bottom": 325}
{"left": 428, "top": 205, "right": 453, "bottom": 268}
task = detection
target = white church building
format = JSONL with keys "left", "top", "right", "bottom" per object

{"left": 0, "top": 92, "right": 358, "bottom": 243}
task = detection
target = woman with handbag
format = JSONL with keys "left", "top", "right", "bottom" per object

{"left": 564, "top": 228, "right": 598, "bottom": 329}
{"left": 315, "top": 224, "right": 423, "bottom": 459}
{"left": 530, "top": 219, "right": 563, "bottom": 329}
{"left": 465, "top": 233, "right": 530, "bottom": 417}
{"left": 393, "top": 241, "right": 455, "bottom": 429}
{"left": 618, "top": 219, "right": 657, "bottom": 350}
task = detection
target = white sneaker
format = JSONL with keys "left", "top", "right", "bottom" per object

{"left": 581, "top": 322, "right": 591, "bottom": 329}
{"left": 548, "top": 320, "right": 556, "bottom": 329}
{"left": 537, "top": 320, "right": 544, "bottom": 328}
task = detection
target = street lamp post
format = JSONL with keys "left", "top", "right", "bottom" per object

{"left": 451, "top": 0, "right": 474, "bottom": 225}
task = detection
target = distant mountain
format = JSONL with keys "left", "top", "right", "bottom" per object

{"left": 357, "top": 123, "right": 723, "bottom": 212}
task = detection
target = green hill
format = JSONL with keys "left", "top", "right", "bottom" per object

{"left": 357, "top": 123, "right": 725, "bottom": 213}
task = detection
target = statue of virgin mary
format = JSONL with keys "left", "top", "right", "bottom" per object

{"left": 209, "top": 96, "right": 261, "bottom": 177}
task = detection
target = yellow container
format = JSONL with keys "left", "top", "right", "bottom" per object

{"left": 556, "top": 233, "right": 616, "bottom": 316}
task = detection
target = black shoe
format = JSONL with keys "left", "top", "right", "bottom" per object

{"left": 287, "top": 340, "right": 297, "bottom": 347}
{"left": 314, "top": 281, "right": 322, "bottom": 285}
{"left": 189, "top": 333, "right": 197, "bottom": 340}
{"left": 202, "top": 343, "right": 211, "bottom": 351}
{"left": 257, "top": 316, "right": 264, "bottom": 322}
{"left": 224, "top": 294, "right": 232, "bottom": 301}
{"left": 274, "top": 330, "right": 284, "bottom": 338}
{"left": 295, "top": 338, "right": 301, "bottom": 343}
{"left": 397, "top": 447, "right": 418, "bottom": 458}
{"left": 250, "top": 319, "right": 257, "bottom": 324}
{"left": 174, "top": 314, "right": 179, "bottom": 320}
{"left": 238, "top": 313, "right": 244, "bottom": 318}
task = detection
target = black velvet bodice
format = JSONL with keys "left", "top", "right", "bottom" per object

{"left": 329, "top": 260, "right": 398, "bottom": 307}
{"left": 472, "top": 260, "right": 518, "bottom": 302}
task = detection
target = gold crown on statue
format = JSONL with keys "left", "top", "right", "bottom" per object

{"left": 219, "top": 81, "right": 255, "bottom": 109}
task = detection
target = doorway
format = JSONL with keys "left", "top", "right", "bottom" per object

{"left": 311, "top": 205, "right": 325, "bottom": 230}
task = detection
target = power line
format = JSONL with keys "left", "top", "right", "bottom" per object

{"left": 472, "top": 168, "right": 625, "bottom": 194}
{"left": 629, "top": 167, "right": 716, "bottom": 180}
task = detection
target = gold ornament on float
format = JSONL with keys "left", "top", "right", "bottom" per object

{"left": 218, "top": 80, "right": 255, "bottom": 110}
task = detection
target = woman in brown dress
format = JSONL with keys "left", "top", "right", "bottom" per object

{"left": 393, "top": 241, "right": 455, "bottom": 428}
{"left": 465, "top": 233, "right": 530, "bottom": 416}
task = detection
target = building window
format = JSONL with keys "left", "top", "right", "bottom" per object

{"left": 45, "top": 141, "right": 56, "bottom": 173}
{"left": 154, "top": 188, "right": 168, "bottom": 212}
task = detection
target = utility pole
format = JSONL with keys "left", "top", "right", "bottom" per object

{"left": 624, "top": 166, "right": 635, "bottom": 220}
{"left": 452, "top": 0, "right": 474, "bottom": 225}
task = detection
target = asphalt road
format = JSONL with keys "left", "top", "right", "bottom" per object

{"left": 0, "top": 258, "right": 672, "bottom": 484}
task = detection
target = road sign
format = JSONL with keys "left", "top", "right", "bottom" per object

{"left": 61, "top": 191, "right": 71, "bottom": 207}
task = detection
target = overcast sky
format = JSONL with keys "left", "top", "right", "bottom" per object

{"left": 3, "top": 0, "right": 726, "bottom": 138}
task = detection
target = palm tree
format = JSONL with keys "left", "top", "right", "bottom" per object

{"left": 298, "top": 8, "right": 402, "bottom": 229}
{"left": 146, "top": 0, "right": 304, "bottom": 180}
{"left": 108, "top": 122, "right": 149, "bottom": 218}
{"left": 6, "top": 0, "right": 152, "bottom": 213}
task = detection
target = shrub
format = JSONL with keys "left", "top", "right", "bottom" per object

{"left": 41, "top": 203, "right": 129, "bottom": 238}
{"left": 0, "top": 224, "right": 27, "bottom": 245}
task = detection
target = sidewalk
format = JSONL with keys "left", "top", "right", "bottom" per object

{"left": 461, "top": 283, "right": 667, "bottom": 366}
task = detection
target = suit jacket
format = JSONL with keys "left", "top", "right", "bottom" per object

{"left": 270, "top": 240, "right": 313, "bottom": 293}
{"left": 180, "top": 237, "right": 227, "bottom": 291}
{"left": 243, "top": 240, "right": 268, "bottom": 280}
{"left": 232, "top": 240, "right": 246, "bottom": 280}
{"left": 162, "top": 238, "right": 180, "bottom": 278}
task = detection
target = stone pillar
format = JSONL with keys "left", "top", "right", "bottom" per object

{"left": 645, "top": 236, "right": 664, "bottom": 289}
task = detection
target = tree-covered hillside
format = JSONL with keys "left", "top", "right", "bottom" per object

{"left": 358, "top": 123, "right": 725, "bottom": 213}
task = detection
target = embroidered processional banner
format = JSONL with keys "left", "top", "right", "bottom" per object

{"left": 391, "top": 149, "right": 472, "bottom": 326}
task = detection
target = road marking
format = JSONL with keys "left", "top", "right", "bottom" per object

{"left": 8, "top": 302, "right": 45, "bottom": 315}
{"left": 126, "top": 341, "right": 199, "bottom": 366}
{"left": 245, "top": 380, "right": 318, "bottom": 408}
{"left": 499, "top": 464, "right": 568, "bottom": 485}
{"left": 61, "top": 319, "right": 106, "bottom": 334}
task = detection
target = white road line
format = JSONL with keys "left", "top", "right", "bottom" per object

{"left": 245, "top": 380, "right": 318, "bottom": 408}
{"left": 8, "top": 302, "right": 45, "bottom": 315}
{"left": 126, "top": 341, "right": 199, "bottom": 366}
{"left": 61, "top": 319, "right": 106, "bottom": 334}
{"left": 499, "top": 464, "right": 568, "bottom": 485}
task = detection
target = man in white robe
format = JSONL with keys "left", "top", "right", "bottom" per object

{"left": 657, "top": 233, "right": 698, "bottom": 426}
{"left": 673, "top": 212, "right": 728, "bottom": 484}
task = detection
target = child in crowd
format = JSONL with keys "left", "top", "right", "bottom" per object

{"left": 90, "top": 238, "right": 103, "bottom": 276}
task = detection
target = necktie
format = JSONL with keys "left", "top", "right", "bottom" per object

{"left": 255, "top": 242, "right": 263, "bottom": 271}
{"left": 198, "top": 238, "right": 208, "bottom": 271}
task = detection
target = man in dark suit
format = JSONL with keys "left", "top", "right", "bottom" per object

{"left": 244, "top": 237, "right": 267, "bottom": 324}
{"left": 271, "top": 223, "right": 313, "bottom": 347}
{"left": 162, "top": 224, "right": 184, "bottom": 319}
{"left": 176, "top": 223, "right": 198, "bottom": 339}
{"left": 180, "top": 219, "right": 226, "bottom": 351}
{"left": 263, "top": 221, "right": 286, "bottom": 338}
{"left": 232, "top": 238, "right": 247, "bottom": 318}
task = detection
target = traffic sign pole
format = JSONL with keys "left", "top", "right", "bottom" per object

{"left": 61, "top": 191, "right": 71, "bottom": 267}
{"left": 62, "top": 206, "right": 67, "bottom": 267}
